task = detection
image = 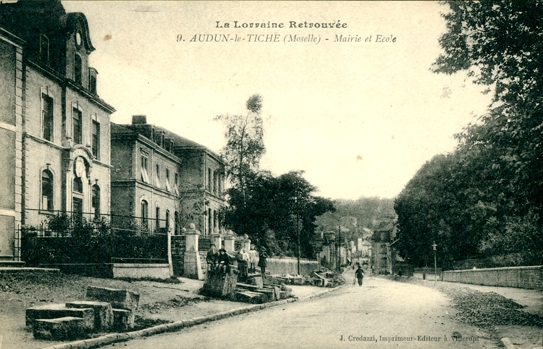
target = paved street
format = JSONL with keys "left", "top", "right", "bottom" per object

{"left": 103, "top": 277, "right": 499, "bottom": 349}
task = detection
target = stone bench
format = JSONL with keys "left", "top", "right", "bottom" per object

{"left": 26, "top": 304, "right": 94, "bottom": 328}
{"left": 33, "top": 316, "right": 92, "bottom": 340}
{"left": 66, "top": 301, "right": 113, "bottom": 332}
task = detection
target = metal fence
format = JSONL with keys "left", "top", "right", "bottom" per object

{"left": 24, "top": 209, "right": 168, "bottom": 237}
{"left": 20, "top": 210, "right": 168, "bottom": 266}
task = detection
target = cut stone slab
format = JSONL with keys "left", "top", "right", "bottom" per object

{"left": 271, "top": 286, "right": 281, "bottom": 300}
{"left": 247, "top": 275, "right": 263, "bottom": 288}
{"left": 291, "top": 277, "right": 303, "bottom": 285}
{"left": 280, "top": 289, "right": 292, "bottom": 299}
{"left": 66, "top": 301, "right": 113, "bottom": 332}
{"left": 33, "top": 316, "right": 92, "bottom": 340}
{"left": 112, "top": 308, "right": 135, "bottom": 331}
{"left": 26, "top": 304, "right": 94, "bottom": 329}
{"left": 86, "top": 286, "right": 140, "bottom": 310}
{"left": 255, "top": 288, "right": 275, "bottom": 302}
{"left": 235, "top": 290, "right": 265, "bottom": 304}
{"left": 236, "top": 283, "right": 260, "bottom": 291}
{"left": 201, "top": 270, "right": 238, "bottom": 300}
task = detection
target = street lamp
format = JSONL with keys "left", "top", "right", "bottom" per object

{"left": 337, "top": 224, "right": 341, "bottom": 272}
{"left": 432, "top": 241, "right": 437, "bottom": 282}
{"left": 293, "top": 194, "right": 301, "bottom": 276}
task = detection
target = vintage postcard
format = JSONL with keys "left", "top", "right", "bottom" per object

{"left": 1, "top": 1, "right": 540, "bottom": 349}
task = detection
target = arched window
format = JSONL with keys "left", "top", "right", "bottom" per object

{"left": 74, "top": 54, "right": 82, "bottom": 85}
{"left": 41, "top": 169, "right": 53, "bottom": 211}
{"left": 141, "top": 200, "right": 149, "bottom": 230}
{"left": 92, "top": 185, "right": 100, "bottom": 219}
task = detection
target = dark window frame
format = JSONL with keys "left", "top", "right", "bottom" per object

{"left": 72, "top": 108, "right": 82, "bottom": 145}
{"left": 42, "top": 93, "right": 53, "bottom": 141}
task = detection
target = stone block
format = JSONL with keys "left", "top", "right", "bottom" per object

{"left": 255, "top": 288, "right": 275, "bottom": 302}
{"left": 33, "top": 316, "right": 92, "bottom": 340}
{"left": 201, "top": 270, "right": 238, "bottom": 300}
{"left": 26, "top": 304, "right": 94, "bottom": 329}
{"left": 235, "top": 291, "right": 264, "bottom": 304}
{"left": 66, "top": 301, "right": 113, "bottom": 332}
{"left": 112, "top": 308, "right": 135, "bottom": 331}
{"left": 236, "top": 283, "right": 259, "bottom": 291}
{"left": 280, "top": 289, "right": 292, "bottom": 299}
{"left": 248, "top": 275, "right": 263, "bottom": 288}
{"left": 272, "top": 286, "right": 281, "bottom": 300}
{"left": 291, "top": 277, "right": 303, "bottom": 285}
{"left": 86, "top": 286, "right": 140, "bottom": 310}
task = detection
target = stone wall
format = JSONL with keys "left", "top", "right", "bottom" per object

{"left": 442, "top": 265, "right": 543, "bottom": 290}
{"left": 265, "top": 258, "right": 319, "bottom": 276}
{"left": 171, "top": 235, "right": 186, "bottom": 276}
{"left": 112, "top": 263, "right": 171, "bottom": 279}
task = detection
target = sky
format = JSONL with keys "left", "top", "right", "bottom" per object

{"left": 64, "top": 1, "right": 492, "bottom": 200}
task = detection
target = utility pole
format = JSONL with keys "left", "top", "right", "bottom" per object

{"left": 337, "top": 224, "right": 341, "bottom": 272}
{"left": 296, "top": 196, "right": 301, "bottom": 275}
{"left": 432, "top": 241, "right": 437, "bottom": 283}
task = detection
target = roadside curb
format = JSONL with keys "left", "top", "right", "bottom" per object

{"left": 40, "top": 284, "right": 346, "bottom": 349}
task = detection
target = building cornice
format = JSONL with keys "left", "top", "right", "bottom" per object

{"left": 26, "top": 59, "right": 115, "bottom": 114}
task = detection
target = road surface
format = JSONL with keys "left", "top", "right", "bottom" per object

{"left": 103, "top": 276, "right": 499, "bottom": 349}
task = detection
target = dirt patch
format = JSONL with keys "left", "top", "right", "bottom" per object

{"left": 0, "top": 272, "right": 205, "bottom": 349}
{"left": 139, "top": 295, "right": 209, "bottom": 315}
{"left": 390, "top": 276, "right": 543, "bottom": 349}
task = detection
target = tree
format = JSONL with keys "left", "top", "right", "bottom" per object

{"left": 221, "top": 171, "right": 334, "bottom": 258}
{"left": 411, "top": 1, "right": 543, "bottom": 267}
{"left": 433, "top": 1, "right": 543, "bottom": 218}
{"left": 215, "top": 94, "right": 265, "bottom": 201}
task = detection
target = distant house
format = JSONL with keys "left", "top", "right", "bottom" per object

{"left": 371, "top": 220, "right": 397, "bottom": 275}
{"left": 0, "top": 0, "right": 114, "bottom": 261}
{"left": 110, "top": 115, "right": 226, "bottom": 236}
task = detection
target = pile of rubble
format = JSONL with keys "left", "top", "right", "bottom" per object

{"left": 266, "top": 269, "right": 344, "bottom": 288}
{"left": 201, "top": 268, "right": 344, "bottom": 305}
{"left": 235, "top": 274, "right": 292, "bottom": 303}
{"left": 26, "top": 286, "right": 139, "bottom": 341}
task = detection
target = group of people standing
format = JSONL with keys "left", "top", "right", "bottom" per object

{"left": 206, "top": 244, "right": 269, "bottom": 279}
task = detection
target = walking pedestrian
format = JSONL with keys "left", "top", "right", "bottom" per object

{"left": 355, "top": 264, "right": 365, "bottom": 286}
{"left": 258, "top": 247, "right": 268, "bottom": 276}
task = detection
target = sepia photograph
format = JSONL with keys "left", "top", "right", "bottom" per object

{"left": 0, "top": 1, "right": 542, "bottom": 348}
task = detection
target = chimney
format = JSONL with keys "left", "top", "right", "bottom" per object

{"left": 132, "top": 115, "right": 147, "bottom": 125}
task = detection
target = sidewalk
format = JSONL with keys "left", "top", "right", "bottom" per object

{"left": 412, "top": 273, "right": 543, "bottom": 349}
{"left": 33, "top": 275, "right": 344, "bottom": 349}
{"left": 446, "top": 282, "right": 543, "bottom": 349}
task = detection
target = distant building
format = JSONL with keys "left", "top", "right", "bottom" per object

{"left": 110, "top": 116, "right": 226, "bottom": 236}
{"left": 0, "top": 0, "right": 114, "bottom": 260}
{"left": 371, "top": 221, "right": 397, "bottom": 275}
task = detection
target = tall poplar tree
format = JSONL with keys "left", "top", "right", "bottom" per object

{"left": 215, "top": 94, "right": 265, "bottom": 202}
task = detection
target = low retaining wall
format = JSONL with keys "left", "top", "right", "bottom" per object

{"left": 266, "top": 258, "right": 319, "bottom": 276}
{"left": 442, "top": 265, "right": 543, "bottom": 290}
{"left": 41, "top": 263, "right": 113, "bottom": 278}
{"left": 112, "top": 263, "right": 171, "bottom": 279}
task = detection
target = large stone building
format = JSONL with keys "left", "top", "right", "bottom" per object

{"left": 111, "top": 116, "right": 226, "bottom": 236}
{"left": 0, "top": 0, "right": 114, "bottom": 261}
